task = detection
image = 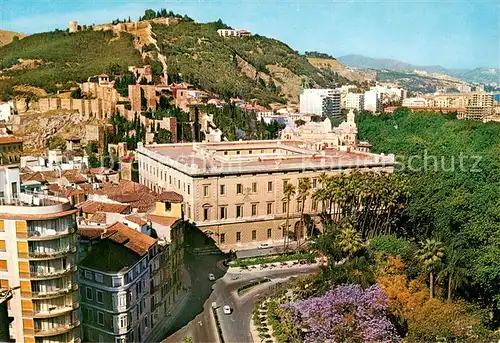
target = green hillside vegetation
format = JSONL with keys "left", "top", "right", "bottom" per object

{"left": 0, "top": 29, "right": 142, "bottom": 100}
{"left": 153, "top": 20, "right": 339, "bottom": 104}
{"left": 358, "top": 108, "right": 500, "bottom": 317}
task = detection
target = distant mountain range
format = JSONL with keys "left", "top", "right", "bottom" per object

{"left": 338, "top": 54, "right": 500, "bottom": 85}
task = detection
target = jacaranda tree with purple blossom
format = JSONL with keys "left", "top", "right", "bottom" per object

{"left": 283, "top": 284, "right": 400, "bottom": 343}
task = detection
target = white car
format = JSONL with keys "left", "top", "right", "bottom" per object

{"left": 208, "top": 273, "right": 216, "bottom": 281}
{"left": 258, "top": 243, "right": 271, "bottom": 249}
{"left": 223, "top": 305, "right": 232, "bottom": 315}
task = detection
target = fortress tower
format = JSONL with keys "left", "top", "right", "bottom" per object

{"left": 68, "top": 20, "right": 78, "bottom": 33}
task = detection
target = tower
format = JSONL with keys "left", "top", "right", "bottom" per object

{"left": 68, "top": 21, "right": 78, "bottom": 33}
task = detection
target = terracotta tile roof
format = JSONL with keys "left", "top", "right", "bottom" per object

{"left": 156, "top": 191, "right": 183, "bottom": 203}
{"left": 63, "top": 174, "right": 87, "bottom": 184}
{"left": 124, "top": 215, "right": 147, "bottom": 226}
{"left": 78, "top": 227, "right": 106, "bottom": 240}
{"left": 47, "top": 184, "right": 62, "bottom": 193}
{"left": 147, "top": 214, "right": 180, "bottom": 228}
{"left": 87, "top": 212, "right": 107, "bottom": 224}
{"left": 88, "top": 167, "right": 117, "bottom": 175}
{"left": 107, "top": 222, "right": 157, "bottom": 256}
{"left": 0, "top": 208, "right": 78, "bottom": 220}
{"left": 78, "top": 201, "right": 130, "bottom": 214}
{"left": 0, "top": 136, "right": 23, "bottom": 144}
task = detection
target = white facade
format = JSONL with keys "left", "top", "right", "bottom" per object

{"left": 300, "top": 89, "right": 341, "bottom": 117}
{"left": 0, "top": 166, "right": 20, "bottom": 202}
{"left": 364, "top": 91, "right": 380, "bottom": 112}
{"left": 0, "top": 102, "right": 14, "bottom": 122}
{"left": 345, "top": 93, "right": 365, "bottom": 111}
{"left": 402, "top": 97, "right": 429, "bottom": 107}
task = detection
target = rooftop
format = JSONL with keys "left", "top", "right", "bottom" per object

{"left": 138, "top": 140, "right": 395, "bottom": 176}
{"left": 78, "top": 200, "right": 130, "bottom": 214}
{"left": 79, "top": 222, "right": 157, "bottom": 273}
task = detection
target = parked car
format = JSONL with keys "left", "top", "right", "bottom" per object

{"left": 223, "top": 305, "right": 232, "bottom": 315}
{"left": 208, "top": 273, "right": 216, "bottom": 281}
{"left": 258, "top": 243, "right": 271, "bottom": 249}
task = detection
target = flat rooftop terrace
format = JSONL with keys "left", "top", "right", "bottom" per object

{"left": 138, "top": 140, "right": 395, "bottom": 176}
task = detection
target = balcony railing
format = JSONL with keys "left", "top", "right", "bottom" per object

{"left": 34, "top": 320, "right": 80, "bottom": 337}
{"left": 30, "top": 265, "right": 77, "bottom": 280}
{"left": 28, "top": 227, "right": 76, "bottom": 241}
{"left": 33, "top": 302, "right": 79, "bottom": 318}
{"left": 29, "top": 246, "right": 77, "bottom": 259}
{"left": 31, "top": 284, "right": 79, "bottom": 299}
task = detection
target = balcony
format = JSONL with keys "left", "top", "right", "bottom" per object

{"left": 34, "top": 319, "right": 80, "bottom": 337}
{"left": 31, "top": 284, "right": 79, "bottom": 299}
{"left": 29, "top": 246, "right": 77, "bottom": 260}
{"left": 28, "top": 227, "right": 76, "bottom": 241}
{"left": 30, "top": 265, "right": 77, "bottom": 280}
{"left": 33, "top": 302, "right": 79, "bottom": 319}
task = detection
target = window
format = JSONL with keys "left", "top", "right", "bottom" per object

{"left": 267, "top": 228, "right": 272, "bottom": 239}
{"left": 112, "top": 277, "right": 122, "bottom": 287}
{"left": 220, "top": 206, "right": 227, "bottom": 219}
{"left": 169, "top": 175, "right": 172, "bottom": 184}
{"left": 203, "top": 208, "right": 209, "bottom": 221}
{"left": 236, "top": 184, "right": 243, "bottom": 194}
{"left": 177, "top": 180, "right": 181, "bottom": 188}
{"left": 220, "top": 233, "right": 225, "bottom": 244}
{"left": 236, "top": 150, "right": 240, "bottom": 155}
{"left": 86, "top": 287, "right": 93, "bottom": 300}
{"left": 96, "top": 290, "right": 104, "bottom": 303}
{"left": 236, "top": 232, "right": 241, "bottom": 242}
{"left": 297, "top": 200, "right": 303, "bottom": 212}
{"left": 312, "top": 178, "right": 317, "bottom": 188}
{"left": 119, "top": 315, "right": 127, "bottom": 329}
{"left": 312, "top": 200, "right": 317, "bottom": 211}
{"left": 94, "top": 273, "right": 103, "bottom": 283}
{"left": 267, "top": 202, "right": 273, "bottom": 215}
{"left": 252, "top": 230, "right": 257, "bottom": 241}
{"left": 236, "top": 205, "right": 243, "bottom": 218}
{"left": 283, "top": 180, "right": 289, "bottom": 189}
{"left": 267, "top": 181, "right": 273, "bottom": 192}
{"left": 282, "top": 201, "right": 288, "bottom": 213}
{"left": 251, "top": 204, "right": 257, "bottom": 216}
{"left": 224, "top": 151, "right": 228, "bottom": 155}
{"left": 187, "top": 185, "right": 191, "bottom": 195}
{"left": 220, "top": 184, "right": 226, "bottom": 195}
{"left": 203, "top": 185, "right": 209, "bottom": 197}
{"left": 165, "top": 201, "right": 172, "bottom": 212}
{"left": 0, "top": 240, "right": 5, "bottom": 252}
{"left": 86, "top": 308, "right": 94, "bottom": 322}
{"left": 252, "top": 182, "right": 257, "bottom": 193}
{"left": 84, "top": 270, "right": 93, "bottom": 279}
{"left": 97, "top": 311, "right": 104, "bottom": 326}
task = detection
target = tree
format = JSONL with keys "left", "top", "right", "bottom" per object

{"left": 70, "top": 87, "right": 82, "bottom": 99}
{"left": 85, "top": 141, "right": 98, "bottom": 155}
{"left": 297, "top": 177, "right": 312, "bottom": 243}
{"left": 282, "top": 182, "right": 296, "bottom": 252}
{"left": 438, "top": 246, "right": 468, "bottom": 302}
{"left": 338, "top": 223, "right": 364, "bottom": 257}
{"left": 46, "top": 135, "right": 66, "bottom": 151}
{"left": 284, "top": 284, "right": 400, "bottom": 343}
{"left": 155, "top": 128, "right": 172, "bottom": 144}
{"left": 415, "top": 239, "right": 444, "bottom": 298}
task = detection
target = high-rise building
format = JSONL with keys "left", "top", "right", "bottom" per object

{"left": 300, "top": 89, "right": 341, "bottom": 117}
{"left": 345, "top": 93, "right": 365, "bottom": 111}
{"left": 464, "top": 93, "right": 494, "bottom": 120}
{"left": 363, "top": 90, "right": 380, "bottom": 112}
{"left": 0, "top": 165, "right": 81, "bottom": 342}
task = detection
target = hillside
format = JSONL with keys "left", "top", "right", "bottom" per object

{"left": 0, "top": 30, "right": 143, "bottom": 100}
{"left": 153, "top": 21, "right": 342, "bottom": 104}
{"left": 307, "top": 56, "right": 376, "bottom": 84}
{"left": 339, "top": 54, "right": 500, "bottom": 85}
{"left": 0, "top": 30, "right": 26, "bottom": 47}
{"left": 377, "top": 70, "right": 463, "bottom": 93}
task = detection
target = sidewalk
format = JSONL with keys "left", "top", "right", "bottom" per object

{"left": 147, "top": 267, "right": 192, "bottom": 343}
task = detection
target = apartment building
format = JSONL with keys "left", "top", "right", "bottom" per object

{"left": 78, "top": 217, "right": 184, "bottom": 343}
{"left": 137, "top": 140, "right": 395, "bottom": 250}
{"left": 300, "top": 89, "right": 341, "bottom": 117}
{"left": 344, "top": 93, "right": 365, "bottom": 111}
{"left": 0, "top": 166, "right": 81, "bottom": 343}
{"left": 464, "top": 93, "right": 494, "bottom": 120}
{"left": 363, "top": 90, "right": 381, "bottom": 112}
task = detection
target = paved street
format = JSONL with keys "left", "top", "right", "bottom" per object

{"left": 164, "top": 262, "right": 320, "bottom": 343}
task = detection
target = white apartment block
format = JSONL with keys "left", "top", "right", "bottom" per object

{"left": 345, "top": 93, "right": 365, "bottom": 111}
{"left": 402, "top": 97, "right": 429, "bottom": 107}
{"left": 300, "top": 89, "right": 341, "bottom": 117}
{"left": 0, "top": 102, "right": 14, "bottom": 122}
{"left": 364, "top": 91, "right": 380, "bottom": 112}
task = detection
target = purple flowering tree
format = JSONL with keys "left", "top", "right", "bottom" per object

{"left": 283, "top": 284, "right": 400, "bottom": 343}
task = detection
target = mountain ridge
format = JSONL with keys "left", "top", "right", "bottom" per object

{"left": 338, "top": 54, "right": 499, "bottom": 85}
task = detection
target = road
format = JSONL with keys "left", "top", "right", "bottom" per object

{"left": 214, "top": 265, "right": 319, "bottom": 343}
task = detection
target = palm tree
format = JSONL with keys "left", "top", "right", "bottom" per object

{"left": 438, "top": 247, "right": 468, "bottom": 302}
{"left": 298, "top": 177, "right": 312, "bottom": 243}
{"left": 282, "top": 182, "right": 296, "bottom": 252}
{"left": 337, "top": 223, "right": 363, "bottom": 257}
{"left": 415, "top": 238, "right": 445, "bottom": 298}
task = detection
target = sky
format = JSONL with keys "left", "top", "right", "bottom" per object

{"left": 0, "top": 0, "right": 498, "bottom": 69}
